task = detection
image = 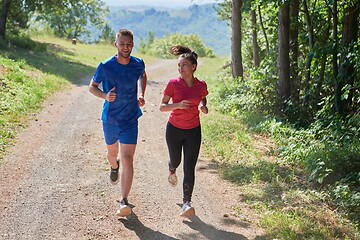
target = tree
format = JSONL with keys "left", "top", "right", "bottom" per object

{"left": 143, "top": 33, "right": 215, "bottom": 58}
{"left": 231, "top": 0, "right": 243, "bottom": 79}
{"left": 302, "top": 0, "right": 315, "bottom": 106}
{"left": 258, "top": 4, "right": 269, "bottom": 54}
{"left": 99, "top": 23, "right": 115, "bottom": 44}
{"left": 289, "top": 0, "right": 299, "bottom": 103}
{"left": 0, "top": 0, "right": 107, "bottom": 40}
{"left": 37, "top": 0, "right": 107, "bottom": 39}
{"left": 278, "top": 2, "right": 291, "bottom": 112}
{"left": 137, "top": 31, "right": 155, "bottom": 54}
{"left": 251, "top": 8, "right": 260, "bottom": 68}
{"left": 332, "top": 0, "right": 340, "bottom": 114}
{"left": 0, "top": 0, "right": 12, "bottom": 39}
{"left": 1, "top": 0, "right": 66, "bottom": 38}
{"left": 338, "top": 1, "right": 359, "bottom": 115}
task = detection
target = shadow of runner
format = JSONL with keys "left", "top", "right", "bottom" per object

{"left": 118, "top": 212, "right": 180, "bottom": 240}
{"left": 182, "top": 215, "right": 248, "bottom": 240}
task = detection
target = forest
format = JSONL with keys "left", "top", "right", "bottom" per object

{"left": 212, "top": 0, "right": 360, "bottom": 233}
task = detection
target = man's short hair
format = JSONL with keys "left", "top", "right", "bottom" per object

{"left": 116, "top": 29, "right": 134, "bottom": 41}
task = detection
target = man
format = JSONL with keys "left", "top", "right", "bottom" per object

{"left": 89, "top": 29, "right": 147, "bottom": 217}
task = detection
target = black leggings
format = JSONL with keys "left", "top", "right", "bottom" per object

{"left": 166, "top": 122, "right": 201, "bottom": 203}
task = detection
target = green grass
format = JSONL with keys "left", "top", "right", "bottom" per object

{"left": 196, "top": 58, "right": 359, "bottom": 239}
{"left": 0, "top": 36, "right": 104, "bottom": 158}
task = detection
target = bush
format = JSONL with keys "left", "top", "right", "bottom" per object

{"left": 138, "top": 32, "right": 216, "bottom": 58}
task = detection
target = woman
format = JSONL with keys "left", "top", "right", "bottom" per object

{"left": 160, "top": 45, "right": 208, "bottom": 217}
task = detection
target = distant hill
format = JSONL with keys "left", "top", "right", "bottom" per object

{"left": 105, "top": 4, "right": 230, "bottom": 56}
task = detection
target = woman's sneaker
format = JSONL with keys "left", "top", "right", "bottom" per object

{"left": 110, "top": 160, "right": 119, "bottom": 185}
{"left": 116, "top": 198, "right": 132, "bottom": 217}
{"left": 180, "top": 201, "right": 195, "bottom": 218}
{"left": 168, "top": 171, "right": 177, "bottom": 187}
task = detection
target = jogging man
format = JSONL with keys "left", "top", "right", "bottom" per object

{"left": 89, "top": 29, "right": 147, "bottom": 217}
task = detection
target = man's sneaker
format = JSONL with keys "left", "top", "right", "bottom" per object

{"left": 168, "top": 171, "right": 177, "bottom": 187}
{"left": 180, "top": 201, "right": 195, "bottom": 218}
{"left": 110, "top": 160, "right": 119, "bottom": 185}
{"left": 116, "top": 198, "right": 132, "bottom": 217}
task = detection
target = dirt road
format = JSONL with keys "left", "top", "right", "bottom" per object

{"left": 0, "top": 59, "right": 263, "bottom": 240}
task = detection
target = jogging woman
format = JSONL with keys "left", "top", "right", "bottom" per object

{"left": 160, "top": 45, "right": 208, "bottom": 217}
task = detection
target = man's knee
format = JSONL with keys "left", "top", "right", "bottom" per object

{"left": 122, "top": 154, "right": 134, "bottom": 166}
{"left": 107, "top": 152, "right": 117, "bottom": 159}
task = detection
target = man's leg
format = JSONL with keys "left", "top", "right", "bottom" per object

{"left": 106, "top": 141, "right": 119, "bottom": 169}
{"left": 120, "top": 143, "right": 136, "bottom": 199}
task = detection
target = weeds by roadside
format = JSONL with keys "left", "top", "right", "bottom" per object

{"left": 197, "top": 58, "right": 359, "bottom": 239}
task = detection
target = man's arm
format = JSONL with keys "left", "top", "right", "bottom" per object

{"left": 138, "top": 72, "right": 147, "bottom": 106}
{"left": 89, "top": 79, "right": 116, "bottom": 102}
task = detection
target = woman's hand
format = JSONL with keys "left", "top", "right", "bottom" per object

{"left": 200, "top": 105, "right": 208, "bottom": 114}
{"left": 177, "top": 100, "right": 191, "bottom": 109}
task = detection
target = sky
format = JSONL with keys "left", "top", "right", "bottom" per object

{"left": 103, "top": 0, "right": 220, "bottom": 8}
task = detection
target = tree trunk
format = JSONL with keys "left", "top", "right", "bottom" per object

{"left": 278, "top": 3, "right": 291, "bottom": 113}
{"left": 231, "top": 0, "right": 243, "bottom": 79}
{"left": 289, "top": 0, "right": 300, "bottom": 103}
{"left": 338, "top": 3, "right": 359, "bottom": 115}
{"left": 0, "top": 0, "right": 12, "bottom": 39}
{"left": 302, "top": 0, "right": 315, "bottom": 106}
{"left": 251, "top": 9, "right": 260, "bottom": 68}
{"left": 333, "top": 0, "right": 341, "bottom": 114}
{"left": 314, "top": 9, "right": 332, "bottom": 109}
{"left": 258, "top": 5, "right": 269, "bottom": 53}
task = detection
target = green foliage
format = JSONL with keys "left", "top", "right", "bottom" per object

{"left": 138, "top": 32, "right": 216, "bottom": 59}
{"left": 211, "top": 55, "right": 278, "bottom": 116}
{"left": 259, "top": 207, "right": 354, "bottom": 240}
{"left": 2, "top": 0, "right": 108, "bottom": 41}
{"left": 0, "top": 33, "right": 111, "bottom": 159}
{"left": 35, "top": 0, "right": 109, "bottom": 39}
{"left": 206, "top": 60, "right": 359, "bottom": 234}
{"left": 201, "top": 107, "right": 359, "bottom": 238}
{"left": 0, "top": 30, "right": 48, "bottom": 52}
{"left": 213, "top": 0, "right": 231, "bottom": 21}
{"left": 98, "top": 24, "right": 115, "bottom": 44}
{"left": 0, "top": 56, "right": 63, "bottom": 154}
{"left": 137, "top": 32, "right": 155, "bottom": 55}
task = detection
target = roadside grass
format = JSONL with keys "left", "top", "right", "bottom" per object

{"left": 0, "top": 54, "right": 65, "bottom": 158}
{"left": 197, "top": 58, "right": 359, "bottom": 239}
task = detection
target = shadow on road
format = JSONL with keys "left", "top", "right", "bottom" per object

{"left": 182, "top": 215, "right": 248, "bottom": 240}
{"left": 119, "top": 212, "right": 180, "bottom": 240}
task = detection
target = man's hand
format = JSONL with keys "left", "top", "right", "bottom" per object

{"left": 138, "top": 95, "right": 145, "bottom": 106}
{"left": 105, "top": 87, "right": 116, "bottom": 102}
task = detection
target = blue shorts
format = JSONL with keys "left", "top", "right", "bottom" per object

{"left": 102, "top": 121, "right": 138, "bottom": 145}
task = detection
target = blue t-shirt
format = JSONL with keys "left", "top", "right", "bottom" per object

{"left": 93, "top": 55, "right": 145, "bottom": 126}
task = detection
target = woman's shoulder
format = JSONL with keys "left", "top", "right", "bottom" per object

{"left": 195, "top": 77, "right": 207, "bottom": 86}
